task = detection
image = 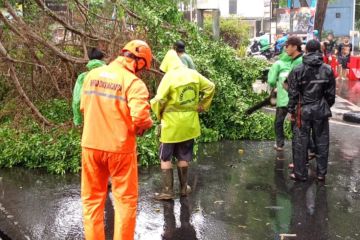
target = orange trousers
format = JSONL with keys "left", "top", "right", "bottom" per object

{"left": 81, "top": 148, "right": 138, "bottom": 240}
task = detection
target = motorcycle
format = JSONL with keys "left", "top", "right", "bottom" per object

{"left": 247, "top": 39, "right": 274, "bottom": 60}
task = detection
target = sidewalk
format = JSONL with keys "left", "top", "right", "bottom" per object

{"left": 331, "top": 95, "right": 360, "bottom": 122}
{"left": 252, "top": 80, "right": 360, "bottom": 123}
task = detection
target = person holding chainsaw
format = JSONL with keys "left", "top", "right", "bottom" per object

{"left": 287, "top": 40, "right": 336, "bottom": 181}
{"left": 268, "top": 36, "right": 303, "bottom": 151}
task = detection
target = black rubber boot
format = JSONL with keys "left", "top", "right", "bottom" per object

{"left": 177, "top": 166, "right": 191, "bottom": 196}
{"left": 155, "top": 169, "right": 175, "bottom": 200}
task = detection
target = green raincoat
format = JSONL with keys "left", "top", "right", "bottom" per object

{"left": 179, "top": 53, "right": 196, "bottom": 70}
{"left": 259, "top": 34, "right": 271, "bottom": 52}
{"left": 151, "top": 50, "right": 215, "bottom": 143}
{"left": 72, "top": 59, "right": 106, "bottom": 126}
{"left": 267, "top": 53, "right": 302, "bottom": 107}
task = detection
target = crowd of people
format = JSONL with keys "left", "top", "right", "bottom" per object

{"left": 268, "top": 36, "right": 336, "bottom": 182}
{"left": 71, "top": 32, "right": 340, "bottom": 238}
{"left": 72, "top": 39, "right": 214, "bottom": 239}
{"left": 255, "top": 31, "right": 353, "bottom": 81}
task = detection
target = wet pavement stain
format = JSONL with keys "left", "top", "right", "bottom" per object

{"left": 0, "top": 123, "right": 360, "bottom": 240}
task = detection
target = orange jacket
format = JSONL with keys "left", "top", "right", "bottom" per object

{"left": 80, "top": 56, "right": 153, "bottom": 153}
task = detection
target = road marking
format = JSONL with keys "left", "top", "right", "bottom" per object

{"left": 263, "top": 107, "right": 360, "bottom": 128}
{"left": 330, "top": 119, "right": 360, "bottom": 128}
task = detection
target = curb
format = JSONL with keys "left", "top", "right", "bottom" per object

{"left": 331, "top": 96, "right": 360, "bottom": 123}
{"left": 262, "top": 96, "right": 360, "bottom": 125}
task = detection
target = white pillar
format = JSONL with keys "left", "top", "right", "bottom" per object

{"left": 352, "top": 0, "right": 356, "bottom": 52}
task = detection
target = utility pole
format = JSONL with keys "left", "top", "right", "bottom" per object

{"left": 212, "top": 9, "right": 220, "bottom": 40}
{"left": 190, "top": 0, "right": 193, "bottom": 22}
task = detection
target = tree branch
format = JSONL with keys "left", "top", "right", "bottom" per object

{"left": 119, "top": 2, "right": 187, "bottom": 33}
{"left": 0, "top": 12, "right": 65, "bottom": 97}
{"left": 33, "top": 0, "right": 110, "bottom": 43}
{"left": 74, "top": 0, "right": 117, "bottom": 22}
{"left": 4, "top": 1, "right": 87, "bottom": 64}
{"left": 0, "top": 41, "right": 52, "bottom": 126}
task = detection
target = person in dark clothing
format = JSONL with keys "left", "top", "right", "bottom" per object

{"left": 336, "top": 36, "right": 352, "bottom": 80}
{"left": 287, "top": 40, "right": 336, "bottom": 181}
{"left": 323, "top": 33, "right": 336, "bottom": 55}
{"left": 322, "top": 33, "right": 336, "bottom": 64}
{"left": 268, "top": 36, "right": 303, "bottom": 152}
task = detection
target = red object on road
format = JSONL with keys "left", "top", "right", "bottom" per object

{"left": 323, "top": 55, "right": 328, "bottom": 64}
{"left": 330, "top": 56, "right": 338, "bottom": 78}
{"left": 347, "top": 56, "right": 360, "bottom": 81}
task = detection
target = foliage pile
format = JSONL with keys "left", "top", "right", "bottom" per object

{"left": 0, "top": 0, "right": 282, "bottom": 174}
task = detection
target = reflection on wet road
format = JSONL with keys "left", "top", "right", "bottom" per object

{"left": 0, "top": 123, "right": 359, "bottom": 239}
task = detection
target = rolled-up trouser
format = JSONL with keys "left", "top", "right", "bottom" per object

{"left": 275, "top": 107, "right": 288, "bottom": 147}
{"left": 81, "top": 148, "right": 138, "bottom": 240}
{"left": 292, "top": 118, "right": 330, "bottom": 179}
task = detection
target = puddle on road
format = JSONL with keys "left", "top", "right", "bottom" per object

{"left": 0, "top": 124, "right": 360, "bottom": 240}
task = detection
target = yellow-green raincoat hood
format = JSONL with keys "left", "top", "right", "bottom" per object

{"left": 160, "top": 49, "right": 184, "bottom": 73}
{"left": 151, "top": 50, "right": 215, "bottom": 143}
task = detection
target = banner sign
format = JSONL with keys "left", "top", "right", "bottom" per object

{"left": 276, "top": 8, "right": 290, "bottom": 34}
{"left": 307, "top": 0, "right": 318, "bottom": 41}
{"left": 292, "top": 8, "right": 311, "bottom": 34}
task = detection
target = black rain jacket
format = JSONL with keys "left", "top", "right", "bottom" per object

{"left": 287, "top": 52, "right": 336, "bottom": 120}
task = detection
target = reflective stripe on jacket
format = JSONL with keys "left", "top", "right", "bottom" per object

{"left": 72, "top": 60, "right": 106, "bottom": 126}
{"left": 81, "top": 56, "right": 153, "bottom": 153}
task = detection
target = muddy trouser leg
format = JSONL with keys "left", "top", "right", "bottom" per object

{"left": 292, "top": 119, "right": 311, "bottom": 179}
{"left": 275, "top": 107, "right": 288, "bottom": 147}
{"left": 313, "top": 119, "right": 330, "bottom": 177}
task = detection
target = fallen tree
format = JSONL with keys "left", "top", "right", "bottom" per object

{"left": 0, "top": 0, "right": 281, "bottom": 174}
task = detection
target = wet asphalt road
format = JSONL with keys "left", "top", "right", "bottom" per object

{"left": 0, "top": 121, "right": 360, "bottom": 240}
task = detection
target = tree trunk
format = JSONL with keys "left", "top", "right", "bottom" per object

{"left": 314, "top": 0, "right": 329, "bottom": 40}
{"left": 299, "top": 0, "right": 309, "bottom": 7}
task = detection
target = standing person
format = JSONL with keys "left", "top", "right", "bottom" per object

{"left": 336, "top": 36, "right": 352, "bottom": 80}
{"left": 269, "top": 36, "right": 303, "bottom": 151}
{"left": 174, "top": 40, "right": 196, "bottom": 70}
{"left": 258, "top": 31, "right": 271, "bottom": 52}
{"left": 287, "top": 40, "right": 336, "bottom": 181}
{"left": 151, "top": 49, "right": 215, "bottom": 200}
{"left": 72, "top": 48, "right": 106, "bottom": 126}
{"left": 80, "top": 40, "right": 153, "bottom": 240}
{"left": 322, "top": 33, "right": 337, "bottom": 64}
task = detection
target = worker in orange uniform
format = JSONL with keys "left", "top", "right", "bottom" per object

{"left": 80, "top": 40, "right": 153, "bottom": 240}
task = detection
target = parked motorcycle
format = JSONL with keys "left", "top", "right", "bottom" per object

{"left": 247, "top": 39, "right": 274, "bottom": 60}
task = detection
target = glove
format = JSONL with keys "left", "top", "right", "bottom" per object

{"left": 136, "top": 127, "right": 146, "bottom": 137}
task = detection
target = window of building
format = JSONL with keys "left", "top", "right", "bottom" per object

{"left": 229, "top": 0, "right": 237, "bottom": 15}
{"left": 336, "top": 13, "right": 341, "bottom": 18}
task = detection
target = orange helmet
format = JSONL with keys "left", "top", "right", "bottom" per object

{"left": 121, "top": 40, "right": 152, "bottom": 70}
